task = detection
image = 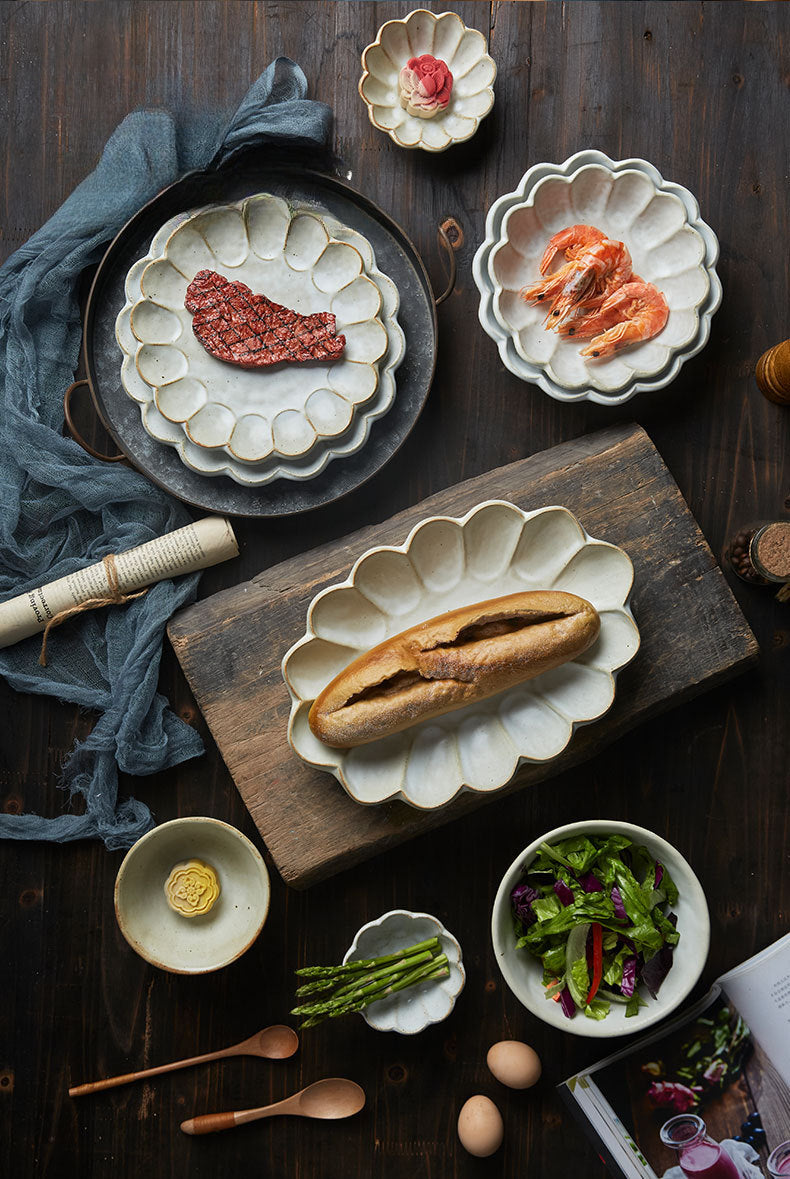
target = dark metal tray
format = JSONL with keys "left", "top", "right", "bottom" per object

{"left": 82, "top": 164, "right": 438, "bottom": 518}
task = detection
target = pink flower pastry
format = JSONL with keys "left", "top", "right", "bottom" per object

{"left": 398, "top": 54, "right": 453, "bottom": 119}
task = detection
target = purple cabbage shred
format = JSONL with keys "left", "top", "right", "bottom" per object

{"left": 559, "top": 986, "right": 576, "bottom": 1019}
{"left": 655, "top": 862, "right": 664, "bottom": 888}
{"left": 579, "top": 872, "right": 603, "bottom": 893}
{"left": 611, "top": 885, "right": 627, "bottom": 920}
{"left": 642, "top": 944, "right": 674, "bottom": 998}
{"left": 620, "top": 955, "right": 638, "bottom": 997}
{"left": 553, "top": 879, "right": 574, "bottom": 907}
{"left": 511, "top": 881, "right": 539, "bottom": 926}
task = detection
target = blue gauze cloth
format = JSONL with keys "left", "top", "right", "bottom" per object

{"left": 0, "top": 59, "right": 331, "bottom": 849}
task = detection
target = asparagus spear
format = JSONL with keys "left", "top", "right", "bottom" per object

{"left": 294, "top": 942, "right": 438, "bottom": 998}
{"left": 328, "top": 948, "right": 438, "bottom": 1000}
{"left": 295, "top": 937, "right": 439, "bottom": 983}
{"left": 293, "top": 953, "right": 449, "bottom": 1016}
{"left": 296, "top": 958, "right": 450, "bottom": 1028}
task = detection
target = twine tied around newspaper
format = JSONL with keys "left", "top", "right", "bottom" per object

{"left": 38, "top": 554, "right": 148, "bottom": 667}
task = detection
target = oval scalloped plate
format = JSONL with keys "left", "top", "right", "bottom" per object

{"left": 115, "top": 197, "right": 405, "bottom": 484}
{"left": 472, "top": 150, "right": 722, "bottom": 405}
{"left": 282, "top": 500, "right": 640, "bottom": 809}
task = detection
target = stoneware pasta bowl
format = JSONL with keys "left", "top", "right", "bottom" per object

{"left": 473, "top": 150, "right": 722, "bottom": 405}
{"left": 359, "top": 9, "right": 496, "bottom": 153}
{"left": 344, "top": 910, "right": 465, "bottom": 1033}
{"left": 115, "top": 196, "right": 405, "bottom": 485}
{"left": 282, "top": 500, "right": 640, "bottom": 809}
{"left": 114, "top": 817, "right": 270, "bottom": 974}
{"left": 491, "top": 820, "right": 710, "bottom": 1038}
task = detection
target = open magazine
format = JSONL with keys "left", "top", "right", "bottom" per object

{"left": 559, "top": 934, "right": 790, "bottom": 1178}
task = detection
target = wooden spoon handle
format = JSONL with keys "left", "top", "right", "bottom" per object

{"left": 68, "top": 1048, "right": 233, "bottom": 1097}
{"left": 181, "top": 1110, "right": 239, "bottom": 1136}
{"left": 181, "top": 1098, "right": 293, "bottom": 1135}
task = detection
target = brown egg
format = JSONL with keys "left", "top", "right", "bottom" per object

{"left": 457, "top": 1094, "right": 504, "bottom": 1157}
{"left": 486, "top": 1040, "right": 542, "bottom": 1089}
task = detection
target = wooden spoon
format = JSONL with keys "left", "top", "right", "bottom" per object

{"left": 68, "top": 1025, "right": 299, "bottom": 1098}
{"left": 180, "top": 1077, "right": 366, "bottom": 1135}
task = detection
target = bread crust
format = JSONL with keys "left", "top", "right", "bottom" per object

{"left": 308, "top": 590, "right": 600, "bottom": 748}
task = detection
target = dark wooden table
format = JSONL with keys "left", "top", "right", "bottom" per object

{"left": 2, "top": 3, "right": 788, "bottom": 1176}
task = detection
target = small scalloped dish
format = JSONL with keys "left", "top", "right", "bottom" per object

{"left": 359, "top": 9, "right": 496, "bottom": 153}
{"left": 343, "top": 910, "right": 465, "bottom": 1034}
{"left": 473, "top": 151, "right": 721, "bottom": 405}
{"left": 282, "top": 500, "right": 640, "bottom": 810}
{"left": 115, "top": 196, "right": 405, "bottom": 483}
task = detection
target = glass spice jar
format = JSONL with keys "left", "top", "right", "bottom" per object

{"left": 724, "top": 523, "right": 770, "bottom": 586}
{"left": 725, "top": 519, "right": 790, "bottom": 598}
{"left": 750, "top": 521, "right": 790, "bottom": 585}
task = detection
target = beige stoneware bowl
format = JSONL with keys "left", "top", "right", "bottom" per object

{"left": 359, "top": 9, "right": 496, "bottom": 153}
{"left": 114, "top": 817, "right": 270, "bottom": 974}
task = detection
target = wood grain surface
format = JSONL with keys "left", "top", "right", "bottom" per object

{"left": 168, "top": 424, "right": 758, "bottom": 886}
{"left": 1, "top": 3, "right": 789, "bottom": 1178}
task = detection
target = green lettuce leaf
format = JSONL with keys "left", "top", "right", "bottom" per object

{"left": 603, "top": 944, "right": 632, "bottom": 988}
{"left": 568, "top": 955, "right": 590, "bottom": 1010}
{"left": 532, "top": 895, "right": 561, "bottom": 923}
{"left": 585, "top": 998, "right": 611, "bottom": 1021}
{"left": 626, "top": 993, "right": 649, "bottom": 1018}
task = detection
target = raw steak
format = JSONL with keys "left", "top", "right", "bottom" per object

{"left": 184, "top": 269, "right": 346, "bottom": 368}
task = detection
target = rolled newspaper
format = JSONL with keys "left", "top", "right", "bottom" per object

{"left": 0, "top": 515, "right": 239, "bottom": 650}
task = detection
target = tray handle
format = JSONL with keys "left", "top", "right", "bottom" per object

{"left": 64, "top": 381, "right": 127, "bottom": 463}
{"left": 435, "top": 217, "right": 463, "bottom": 306}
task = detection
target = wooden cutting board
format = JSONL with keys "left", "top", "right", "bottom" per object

{"left": 168, "top": 424, "right": 758, "bottom": 888}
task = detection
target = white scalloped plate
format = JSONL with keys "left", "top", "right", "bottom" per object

{"left": 282, "top": 500, "right": 640, "bottom": 809}
{"left": 473, "top": 151, "right": 722, "bottom": 405}
{"left": 359, "top": 9, "right": 496, "bottom": 153}
{"left": 115, "top": 197, "right": 405, "bottom": 483}
{"left": 344, "top": 910, "right": 465, "bottom": 1033}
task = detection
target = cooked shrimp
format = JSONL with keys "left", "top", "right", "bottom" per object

{"left": 557, "top": 272, "right": 644, "bottom": 339}
{"left": 521, "top": 237, "right": 632, "bottom": 325}
{"left": 555, "top": 266, "right": 643, "bottom": 337}
{"left": 578, "top": 281, "right": 669, "bottom": 358}
{"left": 538, "top": 224, "right": 606, "bottom": 274}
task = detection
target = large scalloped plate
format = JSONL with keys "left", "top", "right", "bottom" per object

{"left": 282, "top": 500, "right": 640, "bottom": 810}
{"left": 115, "top": 197, "right": 405, "bottom": 484}
{"left": 472, "top": 150, "right": 722, "bottom": 405}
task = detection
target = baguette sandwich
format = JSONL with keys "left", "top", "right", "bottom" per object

{"left": 308, "top": 590, "right": 600, "bottom": 748}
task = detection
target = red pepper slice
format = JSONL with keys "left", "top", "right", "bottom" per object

{"left": 586, "top": 922, "right": 603, "bottom": 1005}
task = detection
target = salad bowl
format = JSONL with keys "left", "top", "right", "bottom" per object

{"left": 491, "top": 820, "right": 710, "bottom": 1038}
{"left": 473, "top": 150, "right": 722, "bottom": 405}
